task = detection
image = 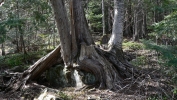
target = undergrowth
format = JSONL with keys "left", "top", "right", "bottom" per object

{"left": 131, "top": 55, "right": 147, "bottom": 66}
{"left": 123, "top": 40, "right": 145, "bottom": 50}
{"left": 0, "top": 50, "right": 51, "bottom": 68}
{"left": 123, "top": 39, "right": 177, "bottom": 98}
{"left": 143, "top": 40, "right": 177, "bottom": 84}
{"left": 58, "top": 92, "right": 72, "bottom": 100}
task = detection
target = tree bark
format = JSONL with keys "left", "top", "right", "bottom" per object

{"left": 108, "top": 0, "right": 124, "bottom": 49}
{"left": 50, "top": 0, "right": 72, "bottom": 67}
{"left": 71, "top": 0, "right": 94, "bottom": 46}
{"left": 71, "top": 0, "right": 138, "bottom": 89}
{"left": 3, "top": 0, "right": 139, "bottom": 92}
{"left": 102, "top": 0, "right": 106, "bottom": 35}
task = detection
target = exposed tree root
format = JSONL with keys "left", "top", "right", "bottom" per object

{"left": 75, "top": 44, "right": 140, "bottom": 90}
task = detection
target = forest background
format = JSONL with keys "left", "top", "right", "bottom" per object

{"left": 1, "top": 0, "right": 177, "bottom": 99}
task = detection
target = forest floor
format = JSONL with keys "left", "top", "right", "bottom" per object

{"left": 0, "top": 40, "right": 177, "bottom": 100}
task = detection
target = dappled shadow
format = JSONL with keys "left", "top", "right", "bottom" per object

{"left": 115, "top": 68, "right": 175, "bottom": 99}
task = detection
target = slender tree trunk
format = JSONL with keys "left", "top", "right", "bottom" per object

{"left": 53, "top": 34, "right": 55, "bottom": 48}
{"left": 27, "top": 35, "right": 30, "bottom": 51}
{"left": 27, "top": 23, "right": 30, "bottom": 51}
{"left": 15, "top": 31, "right": 20, "bottom": 53}
{"left": 133, "top": 0, "right": 139, "bottom": 41}
{"left": 53, "top": 20, "right": 56, "bottom": 48}
{"left": 133, "top": 0, "right": 143, "bottom": 41}
{"left": 15, "top": 0, "right": 20, "bottom": 53}
{"left": 124, "top": 0, "right": 132, "bottom": 38}
{"left": 153, "top": 0, "right": 163, "bottom": 23}
{"left": 143, "top": 6, "right": 147, "bottom": 38}
{"left": 48, "top": 36, "right": 50, "bottom": 49}
{"left": 1, "top": 43, "right": 5, "bottom": 56}
{"left": 102, "top": 0, "right": 106, "bottom": 35}
{"left": 53, "top": 21, "right": 56, "bottom": 48}
{"left": 107, "top": 0, "right": 112, "bottom": 34}
{"left": 100, "top": 0, "right": 110, "bottom": 44}
{"left": 19, "top": 26, "right": 27, "bottom": 54}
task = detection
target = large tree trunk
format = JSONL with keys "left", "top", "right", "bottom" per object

{"left": 70, "top": 0, "right": 138, "bottom": 89}
{"left": 2, "top": 0, "right": 139, "bottom": 92}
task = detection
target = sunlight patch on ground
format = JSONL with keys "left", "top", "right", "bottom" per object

{"left": 34, "top": 88, "right": 56, "bottom": 100}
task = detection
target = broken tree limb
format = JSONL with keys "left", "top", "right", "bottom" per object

{"left": 2, "top": 45, "right": 62, "bottom": 92}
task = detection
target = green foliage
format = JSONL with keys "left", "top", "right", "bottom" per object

{"left": 148, "top": 1, "right": 177, "bottom": 85}
{"left": 143, "top": 40, "right": 177, "bottom": 84}
{"left": 173, "top": 88, "right": 177, "bottom": 94}
{"left": 0, "top": 24, "right": 7, "bottom": 44}
{"left": 0, "top": 50, "right": 49, "bottom": 68}
{"left": 0, "top": 17, "right": 27, "bottom": 44}
{"left": 123, "top": 41, "right": 145, "bottom": 50}
{"left": 86, "top": 0, "right": 102, "bottom": 32}
{"left": 4, "top": 53, "right": 24, "bottom": 67}
{"left": 28, "top": 50, "right": 49, "bottom": 58}
{"left": 150, "top": 11, "right": 177, "bottom": 40}
{"left": 6, "top": 18, "right": 26, "bottom": 29}
{"left": 58, "top": 92, "right": 72, "bottom": 100}
{"left": 0, "top": 0, "right": 56, "bottom": 54}
{"left": 33, "top": 11, "right": 46, "bottom": 23}
{"left": 147, "top": 95, "right": 168, "bottom": 100}
{"left": 0, "top": 56, "right": 6, "bottom": 65}
{"left": 131, "top": 56, "right": 147, "bottom": 66}
{"left": 143, "top": 40, "right": 177, "bottom": 66}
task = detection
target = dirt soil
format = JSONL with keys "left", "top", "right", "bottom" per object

{"left": 0, "top": 49, "right": 176, "bottom": 100}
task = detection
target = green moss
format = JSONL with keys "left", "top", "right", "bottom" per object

{"left": 1, "top": 49, "right": 51, "bottom": 68}
{"left": 147, "top": 95, "right": 168, "bottom": 100}
{"left": 45, "top": 64, "right": 67, "bottom": 87}
{"left": 123, "top": 41, "right": 145, "bottom": 50}
{"left": 58, "top": 92, "right": 72, "bottom": 100}
{"left": 130, "top": 56, "right": 147, "bottom": 66}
